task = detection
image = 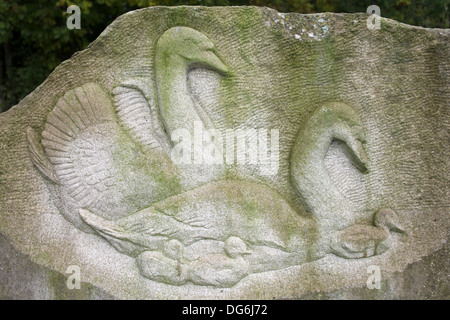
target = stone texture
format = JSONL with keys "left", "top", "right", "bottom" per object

{"left": 0, "top": 6, "right": 448, "bottom": 299}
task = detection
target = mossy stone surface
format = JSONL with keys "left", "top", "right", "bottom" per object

{"left": 0, "top": 6, "right": 448, "bottom": 299}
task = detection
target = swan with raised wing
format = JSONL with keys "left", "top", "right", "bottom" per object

{"left": 26, "top": 27, "right": 229, "bottom": 232}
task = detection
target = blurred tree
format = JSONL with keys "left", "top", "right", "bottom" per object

{"left": 0, "top": 0, "right": 448, "bottom": 112}
{"left": 0, "top": 0, "right": 138, "bottom": 112}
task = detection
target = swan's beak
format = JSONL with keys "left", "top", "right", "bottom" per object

{"left": 353, "top": 141, "right": 369, "bottom": 173}
{"left": 386, "top": 215, "right": 405, "bottom": 234}
{"left": 202, "top": 49, "right": 230, "bottom": 75}
{"left": 345, "top": 138, "right": 369, "bottom": 173}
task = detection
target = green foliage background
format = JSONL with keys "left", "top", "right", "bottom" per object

{"left": 0, "top": 0, "right": 448, "bottom": 112}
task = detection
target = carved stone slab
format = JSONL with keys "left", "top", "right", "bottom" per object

{"left": 0, "top": 6, "right": 448, "bottom": 299}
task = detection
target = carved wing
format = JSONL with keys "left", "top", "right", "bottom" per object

{"left": 79, "top": 201, "right": 216, "bottom": 255}
{"left": 37, "top": 83, "right": 118, "bottom": 208}
{"left": 27, "top": 82, "right": 177, "bottom": 229}
{"left": 26, "top": 126, "right": 58, "bottom": 183}
{"left": 112, "top": 79, "right": 171, "bottom": 155}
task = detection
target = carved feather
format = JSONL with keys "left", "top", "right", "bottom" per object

{"left": 79, "top": 208, "right": 149, "bottom": 256}
{"left": 38, "top": 83, "right": 122, "bottom": 219}
{"left": 41, "top": 83, "right": 114, "bottom": 165}
{"left": 112, "top": 79, "right": 170, "bottom": 154}
{"left": 26, "top": 126, "right": 59, "bottom": 183}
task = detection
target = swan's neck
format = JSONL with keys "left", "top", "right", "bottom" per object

{"left": 155, "top": 56, "right": 203, "bottom": 142}
{"left": 155, "top": 54, "right": 225, "bottom": 188}
{"left": 291, "top": 121, "right": 355, "bottom": 231}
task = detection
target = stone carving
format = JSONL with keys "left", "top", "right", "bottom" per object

{"left": 26, "top": 82, "right": 180, "bottom": 232}
{"left": 1, "top": 6, "right": 448, "bottom": 299}
{"left": 289, "top": 102, "right": 402, "bottom": 256}
{"left": 330, "top": 208, "right": 404, "bottom": 259}
{"left": 26, "top": 27, "right": 230, "bottom": 230}
{"left": 80, "top": 180, "right": 314, "bottom": 287}
{"left": 26, "top": 75, "right": 403, "bottom": 287}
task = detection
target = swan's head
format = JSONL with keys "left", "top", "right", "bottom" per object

{"left": 224, "top": 236, "right": 251, "bottom": 258}
{"left": 373, "top": 208, "right": 404, "bottom": 233}
{"left": 322, "top": 102, "right": 369, "bottom": 172}
{"left": 156, "top": 27, "right": 229, "bottom": 75}
{"left": 291, "top": 102, "right": 369, "bottom": 175}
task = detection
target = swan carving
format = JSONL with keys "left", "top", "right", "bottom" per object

{"left": 26, "top": 27, "right": 229, "bottom": 232}
{"left": 25, "top": 27, "right": 404, "bottom": 287}
{"left": 80, "top": 180, "right": 315, "bottom": 287}
{"left": 290, "top": 102, "right": 404, "bottom": 258}
{"left": 330, "top": 208, "right": 404, "bottom": 259}
{"left": 78, "top": 102, "right": 405, "bottom": 287}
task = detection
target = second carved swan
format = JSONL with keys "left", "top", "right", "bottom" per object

{"left": 290, "top": 102, "right": 404, "bottom": 258}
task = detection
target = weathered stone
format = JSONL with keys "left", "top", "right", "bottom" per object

{"left": 0, "top": 6, "right": 448, "bottom": 299}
